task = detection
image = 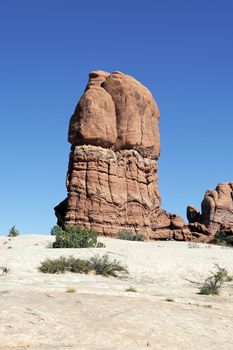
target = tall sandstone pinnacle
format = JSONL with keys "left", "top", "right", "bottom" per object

{"left": 56, "top": 70, "right": 225, "bottom": 241}
{"left": 56, "top": 70, "right": 163, "bottom": 238}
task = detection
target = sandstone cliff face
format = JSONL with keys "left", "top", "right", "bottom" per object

{"left": 64, "top": 145, "right": 160, "bottom": 236}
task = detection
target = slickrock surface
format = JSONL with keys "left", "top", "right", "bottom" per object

{"left": 1, "top": 235, "right": 233, "bottom": 350}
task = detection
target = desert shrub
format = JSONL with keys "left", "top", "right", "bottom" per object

{"left": 52, "top": 225, "right": 105, "bottom": 248}
{"left": 126, "top": 287, "right": 137, "bottom": 292}
{"left": 199, "top": 264, "right": 232, "bottom": 295}
{"left": 134, "top": 234, "right": 144, "bottom": 241}
{"left": 39, "top": 254, "right": 127, "bottom": 277}
{"left": 188, "top": 242, "right": 200, "bottom": 249}
{"left": 8, "top": 226, "right": 19, "bottom": 237}
{"left": 66, "top": 288, "right": 76, "bottom": 293}
{"left": 165, "top": 298, "right": 175, "bottom": 302}
{"left": 66, "top": 256, "right": 91, "bottom": 273}
{"left": 117, "top": 230, "right": 144, "bottom": 241}
{"left": 212, "top": 231, "right": 233, "bottom": 247}
{"left": 50, "top": 225, "right": 63, "bottom": 236}
{"left": 89, "top": 254, "right": 128, "bottom": 277}
{"left": 0, "top": 265, "right": 9, "bottom": 274}
{"left": 39, "top": 256, "right": 70, "bottom": 273}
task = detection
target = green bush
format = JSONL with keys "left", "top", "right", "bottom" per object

{"left": 117, "top": 230, "right": 144, "bottom": 241}
{"left": 50, "top": 225, "right": 63, "bottom": 236}
{"left": 39, "top": 254, "right": 128, "bottom": 277}
{"left": 39, "top": 256, "right": 91, "bottom": 274}
{"left": 8, "top": 226, "right": 19, "bottom": 237}
{"left": 212, "top": 231, "right": 233, "bottom": 247}
{"left": 52, "top": 225, "right": 105, "bottom": 248}
{"left": 89, "top": 254, "right": 128, "bottom": 277}
{"left": 199, "top": 264, "right": 232, "bottom": 295}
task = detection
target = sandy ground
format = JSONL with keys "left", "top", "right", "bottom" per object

{"left": 0, "top": 235, "right": 233, "bottom": 350}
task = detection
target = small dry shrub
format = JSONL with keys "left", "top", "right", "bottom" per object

{"left": 39, "top": 254, "right": 128, "bottom": 277}
{"left": 117, "top": 230, "right": 144, "bottom": 241}
{"left": 199, "top": 264, "right": 232, "bottom": 295}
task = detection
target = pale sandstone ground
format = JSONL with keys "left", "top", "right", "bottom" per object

{"left": 0, "top": 235, "right": 233, "bottom": 350}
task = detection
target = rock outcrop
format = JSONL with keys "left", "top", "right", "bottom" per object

{"left": 186, "top": 182, "right": 233, "bottom": 241}
{"left": 201, "top": 182, "right": 233, "bottom": 234}
{"left": 55, "top": 70, "right": 232, "bottom": 242}
{"left": 56, "top": 70, "right": 163, "bottom": 238}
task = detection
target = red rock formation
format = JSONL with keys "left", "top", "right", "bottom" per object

{"left": 186, "top": 206, "right": 200, "bottom": 223}
{"left": 57, "top": 70, "right": 230, "bottom": 242}
{"left": 201, "top": 182, "right": 233, "bottom": 234}
{"left": 56, "top": 71, "right": 162, "bottom": 238}
{"left": 185, "top": 182, "right": 233, "bottom": 241}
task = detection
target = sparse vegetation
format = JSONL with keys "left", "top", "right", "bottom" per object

{"left": 0, "top": 265, "right": 9, "bottom": 274}
{"left": 199, "top": 264, "right": 232, "bottom": 295}
{"left": 117, "top": 230, "right": 144, "bottom": 241}
{"left": 188, "top": 242, "right": 200, "bottom": 249}
{"left": 51, "top": 225, "right": 105, "bottom": 248}
{"left": 66, "top": 288, "right": 76, "bottom": 293}
{"left": 90, "top": 254, "right": 128, "bottom": 277}
{"left": 165, "top": 298, "right": 175, "bottom": 302}
{"left": 212, "top": 231, "right": 233, "bottom": 247}
{"left": 50, "top": 225, "right": 63, "bottom": 236}
{"left": 126, "top": 287, "right": 137, "bottom": 292}
{"left": 8, "top": 226, "right": 19, "bottom": 237}
{"left": 39, "top": 254, "right": 128, "bottom": 277}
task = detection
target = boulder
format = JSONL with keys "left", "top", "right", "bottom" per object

{"left": 186, "top": 206, "right": 200, "bottom": 223}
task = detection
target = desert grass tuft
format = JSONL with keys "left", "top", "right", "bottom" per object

{"left": 126, "top": 287, "right": 137, "bottom": 292}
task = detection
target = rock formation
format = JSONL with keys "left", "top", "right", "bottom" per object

{"left": 56, "top": 70, "right": 163, "bottom": 238}
{"left": 55, "top": 70, "right": 232, "bottom": 242}
{"left": 187, "top": 182, "right": 233, "bottom": 237}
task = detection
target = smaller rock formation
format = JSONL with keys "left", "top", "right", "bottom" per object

{"left": 201, "top": 182, "right": 233, "bottom": 234}
{"left": 186, "top": 206, "right": 200, "bottom": 223}
{"left": 187, "top": 182, "right": 233, "bottom": 241}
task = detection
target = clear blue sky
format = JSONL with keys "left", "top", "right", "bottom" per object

{"left": 0, "top": 0, "right": 232, "bottom": 234}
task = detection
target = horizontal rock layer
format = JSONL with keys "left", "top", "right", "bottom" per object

{"left": 62, "top": 145, "right": 160, "bottom": 237}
